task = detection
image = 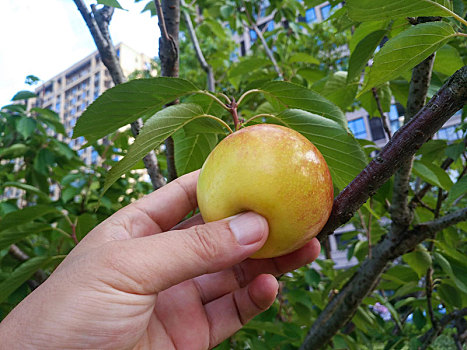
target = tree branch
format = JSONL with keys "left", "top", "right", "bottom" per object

{"left": 242, "top": 2, "right": 283, "bottom": 80}
{"left": 419, "top": 308, "right": 467, "bottom": 349}
{"left": 73, "top": 0, "right": 166, "bottom": 189}
{"left": 372, "top": 88, "right": 392, "bottom": 140}
{"left": 9, "top": 244, "right": 47, "bottom": 290}
{"left": 391, "top": 53, "right": 435, "bottom": 232}
{"left": 155, "top": 0, "right": 180, "bottom": 181}
{"left": 316, "top": 65, "right": 467, "bottom": 245}
{"left": 181, "top": 1, "right": 215, "bottom": 91}
{"left": 301, "top": 207, "right": 467, "bottom": 349}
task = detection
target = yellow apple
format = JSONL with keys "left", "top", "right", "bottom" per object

{"left": 196, "top": 124, "right": 333, "bottom": 259}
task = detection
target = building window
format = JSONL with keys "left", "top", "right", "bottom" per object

{"left": 437, "top": 125, "right": 462, "bottom": 141}
{"left": 250, "top": 29, "right": 257, "bottom": 42}
{"left": 389, "top": 104, "right": 400, "bottom": 133}
{"left": 348, "top": 118, "right": 367, "bottom": 139}
{"left": 368, "top": 116, "right": 385, "bottom": 141}
{"left": 80, "top": 102, "right": 86, "bottom": 111}
{"left": 91, "top": 150, "right": 99, "bottom": 164}
{"left": 306, "top": 8, "right": 317, "bottom": 22}
{"left": 94, "top": 89, "right": 100, "bottom": 100}
{"left": 267, "top": 20, "right": 275, "bottom": 31}
{"left": 55, "top": 101, "right": 60, "bottom": 112}
{"left": 71, "top": 97, "right": 77, "bottom": 104}
{"left": 71, "top": 107, "right": 76, "bottom": 116}
{"left": 320, "top": 4, "right": 332, "bottom": 20}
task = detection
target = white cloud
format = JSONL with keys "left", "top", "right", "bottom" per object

{"left": 0, "top": 0, "right": 160, "bottom": 106}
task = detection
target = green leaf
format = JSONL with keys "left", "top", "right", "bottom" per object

{"left": 412, "top": 160, "right": 453, "bottom": 191}
{"left": 413, "top": 309, "right": 426, "bottom": 330}
{"left": 438, "top": 282, "right": 462, "bottom": 308}
{"left": 359, "top": 83, "right": 392, "bottom": 116}
{"left": 2, "top": 182, "right": 50, "bottom": 202}
{"left": 33, "top": 148, "right": 55, "bottom": 175}
{"left": 268, "top": 109, "right": 367, "bottom": 190}
{"left": 348, "top": 30, "right": 387, "bottom": 83}
{"left": 402, "top": 245, "right": 432, "bottom": 277}
{"left": 321, "top": 71, "right": 358, "bottom": 110}
{"left": 0, "top": 256, "right": 52, "bottom": 303}
{"left": 0, "top": 144, "right": 29, "bottom": 160}
{"left": 97, "top": 0, "right": 124, "bottom": 9}
{"left": 0, "top": 205, "right": 58, "bottom": 232}
{"left": 32, "top": 108, "right": 66, "bottom": 134}
{"left": 103, "top": 103, "right": 228, "bottom": 194}
{"left": 288, "top": 53, "right": 320, "bottom": 65}
{"left": 0, "top": 223, "right": 51, "bottom": 251}
{"left": 390, "top": 80, "right": 410, "bottom": 107}
{"left": 434, "top": 252, "right": 467, "bottom": 294}
{"left": 360, "top": 22, "right": 456, "bottom": 95}
{"left": 297, "top": 68, "right": 327, "bottom": 84}
{"left": 76, "top": 213, "right": 98, "bottom": 242}
{"left": 73, "top": 77, "right": 200, "bottom": 144}
{"left": 17, "top": 117, "right": 36, "bottom": 139}
{"left": 259, "top": 81, "right": 349, "bottom": 129}
{"left": 11, "top": 90, "right": 36, "bottom": 101}
{"left": 433, "top": 44, "right": 464, "bottom": 76}
{"left": 349, "top": 21, "right": 390, "bottom": 53}
{"left": 446, "top": 175, "right": 467, "bottom": 204}
{"left": 347, "top": 0, "right": 454, "bottom": 21}
{"left": 174, "top": 129, "right": 218, "bottom": 176}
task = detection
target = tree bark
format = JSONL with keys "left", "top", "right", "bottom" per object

{"left": 181, "top": 0, "right": 215, "bottom": 91}
{"left": 316, "top": 65, "right": 467, "bottom": 245}
{"left": 73, "top": 0, "right": 166, "bottom": 190}
{"left": 390, "top": 54, "right": 435, "bottom": 232}
{"left": 301, "top": 207, "right": 467, "bottom": 350}
{"left": 303, "top": 66, "right": 467, "bottom": 349}
{"left": 155, "top": 0, "right": 180, "bottom": 181}
{"left": 419, "top": 308, "right": 467, "bottom": 349}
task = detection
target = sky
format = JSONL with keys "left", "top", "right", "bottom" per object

{"left": 0, "top": 0, "right": 160, "bottom": 106}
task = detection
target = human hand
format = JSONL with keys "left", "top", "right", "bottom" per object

{"left": 0, "top": 170, "right": 321, "bottom": 349}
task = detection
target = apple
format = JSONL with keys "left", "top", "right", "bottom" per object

{"left": 196, "top": 124, "right": 333, "bottom": 259}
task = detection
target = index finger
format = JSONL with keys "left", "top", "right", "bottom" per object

{"left": 81, "top": 170, "right": 200, "bottom": 249}
{"left": 127, "top": 169, "right": 200, "bottom": 234}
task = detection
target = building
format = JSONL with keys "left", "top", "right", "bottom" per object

{"left": 27, "top": 43, "right": 154, "bottom": 166}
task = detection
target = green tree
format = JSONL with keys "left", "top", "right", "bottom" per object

{"left": 1, "top": 0, "right": 467, "bottom": 349}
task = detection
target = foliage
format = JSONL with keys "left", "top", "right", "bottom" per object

{"left": 1, "top": 0, "right": 467, "bottom": 348}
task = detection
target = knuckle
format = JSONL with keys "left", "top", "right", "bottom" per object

{"left": 189, "top": 224, "right": 221, "bottom": 262}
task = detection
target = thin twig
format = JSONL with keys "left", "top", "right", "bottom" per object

{"left": 372, "top": 87, "right": 392, "bottom": 140}
{"left": 154, "top": 0, "right": 170, "bottom": 41}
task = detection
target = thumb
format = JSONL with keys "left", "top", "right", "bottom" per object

{"left": 104, "top": 212, "right": 269, "bottom": 294}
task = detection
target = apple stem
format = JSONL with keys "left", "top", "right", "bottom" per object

{"left": 228, "top": 97, "right": 241, "bottom": 131}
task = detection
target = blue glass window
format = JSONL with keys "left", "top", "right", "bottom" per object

{"left": 55, "top": 102, "right": 60, "bottom": 112}
{"left": 70, "top": 108, "right": 76, "bottom": 116}
{"left": 250, "top": 29, "right": 257, "bottom": 42}
{"left": 389, "top": 104, "right": 400, "bottom": 133}
{"left": 437, "top": 125, "right": 462, "bottom": 141}
{"left": 267, "top": 20, "right": 275, "bottom": 31}
{"left": 306, "top": 8, "right": 317, "bottom": 22}
{"left": 348, "top": 118, "right": 367, "bottom": 139}
{"left": 94, "top": 89, "right": 99, "bottom": 100}
{"left": 70, "top": 118, "right": 76, "bottom": 128}
{"left": 91, "top": 150, "right": 99, "bottom": 164}
{"left": 320, "top": 4, "right": 332, "bottom": 20}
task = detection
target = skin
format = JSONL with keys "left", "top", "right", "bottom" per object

{"left": 197, "top": 124, "right": 333, "bottom": 259}
{"left": 0, "top": 170, "right": 321, "bottom": 350}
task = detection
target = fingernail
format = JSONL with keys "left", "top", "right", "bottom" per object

{"left": 229, "top": 212, "right": 268, "bottom": 245}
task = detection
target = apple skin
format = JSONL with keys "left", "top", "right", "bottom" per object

{"left": 196, "top": 124, "right": 334, "bottom": 259}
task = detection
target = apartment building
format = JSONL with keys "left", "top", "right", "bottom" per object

{"left": 28, "top": 43, "right": 154, "bottom": 165}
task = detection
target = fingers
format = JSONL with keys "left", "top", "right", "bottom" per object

{"left": 81, "top": 171, "right": 200, "bottom": 249}
{"left": 123, "top": 170, "right": 200, "bottom": 234}
{"left": 205, "top": 274, "right": 278, "bottom": 348}
{"left": 193, "top": 238, "right": 321, "bottom": 304}
{"left": 99, "top": 212, "right": 269, "bottom": 294}
{"left": 171, "top": 213, "right": 204, "bottom": 231}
